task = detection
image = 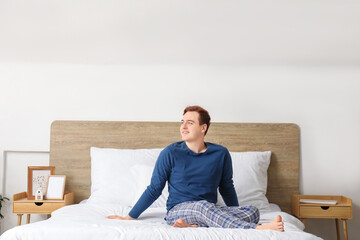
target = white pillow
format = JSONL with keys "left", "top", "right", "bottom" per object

{"left": 89, "top": 147, "right": 271, "bottom": 212}
{"left": 217, "top": 151, "right": 271, "bottom": 212}
{"left": 88, "top": 147, "right": 163, "bottom": 206}
{"left": 130, "top": 164, "right": 169, "bottom": 208}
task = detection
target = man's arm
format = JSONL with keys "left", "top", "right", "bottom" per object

{"left": 218, "top": 150, "right": 239, "bottom": 206}
{"left": 107, "top": 148, "right": 172, "bottom": 220}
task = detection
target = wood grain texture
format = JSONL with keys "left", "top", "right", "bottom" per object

{"left": 50, "top": 121, "right": 300, "bottom": 213}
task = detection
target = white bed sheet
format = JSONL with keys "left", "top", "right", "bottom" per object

{"left": 1, "top": 203, "right": 322, "bottom": 240}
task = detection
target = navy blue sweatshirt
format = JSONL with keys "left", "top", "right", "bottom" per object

{"left": 128, "top": 141, "right": 239, "bottom": 219}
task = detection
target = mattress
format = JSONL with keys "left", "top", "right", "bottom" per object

{"left": 1, "top": 203, "right": 322, "bottom": 240}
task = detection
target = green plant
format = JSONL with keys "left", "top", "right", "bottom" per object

{"left": 0, "top": 194, "right": 10, "bottom": 219}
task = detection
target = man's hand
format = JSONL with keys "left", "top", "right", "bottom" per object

{"left": 106, "top": 214, "right": 135, "bottom": 220}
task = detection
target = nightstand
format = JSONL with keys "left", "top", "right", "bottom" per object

{"left": 13, "top": 191, "right": 74, "bottom": 225}
{"left": 292, "top": 195, "right": 352, "bottom": 240}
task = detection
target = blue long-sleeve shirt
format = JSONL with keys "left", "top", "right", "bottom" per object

{"left": 128, "top": 141, "right": 239, "bottom": 219}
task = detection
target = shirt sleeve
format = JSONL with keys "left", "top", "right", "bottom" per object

{"left": 218, "top": 150, "right": 239, "bottom": 206}
{"left": 128, "top": 148, "right": 172, "bottom": 219}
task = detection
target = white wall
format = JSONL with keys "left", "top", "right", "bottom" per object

{"left": 1, "top": 0, "right": 360, "bottom": 239}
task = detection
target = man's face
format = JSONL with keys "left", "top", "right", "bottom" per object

{"left": 180, "top": 111, "right": 207, "bottom": 142}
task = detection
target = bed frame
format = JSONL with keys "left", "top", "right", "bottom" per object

{"left": 49, "top": 121, "right": 300, "bottom": 214}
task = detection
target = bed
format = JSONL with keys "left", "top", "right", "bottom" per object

{"left": 1, "top": 121, "right": 322, "bottom": 240}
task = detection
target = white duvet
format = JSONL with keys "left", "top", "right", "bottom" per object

{"left": 1, "top": 203, "right": 322, "bottom": 240}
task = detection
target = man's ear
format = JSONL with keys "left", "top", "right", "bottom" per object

{"left": 201, "top": 124, "right": 208, "bottom": 133}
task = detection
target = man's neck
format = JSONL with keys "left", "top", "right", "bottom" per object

{"left": 185, "top": 140, "right": 207, "bottom": 153}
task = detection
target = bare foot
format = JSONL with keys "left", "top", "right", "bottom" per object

{"left": 255, "top": 215, "right": 284, "bottom": 232}
{"left": 173, "top": 218, "right": 199, "bottom": 228}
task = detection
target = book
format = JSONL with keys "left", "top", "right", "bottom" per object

{"left": 300, "top": 199, "right": 337, "bottom": 205}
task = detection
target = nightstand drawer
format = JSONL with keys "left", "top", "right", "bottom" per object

{"left": 13, "top": 202, "right": 66, "bottom": 214}
{"left": 300, "top": 206, "right": 352, "bottom": 219}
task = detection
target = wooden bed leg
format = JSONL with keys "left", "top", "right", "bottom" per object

{"left": 26, "top": 214, "right": 31, "bottom": 224}
{"left": 17, "top": 214, "right": 23, "bottom": 225}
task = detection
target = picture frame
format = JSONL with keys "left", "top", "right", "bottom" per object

{"left": 28, "top": 166, "right": 55, "bottom": 200}
{"left": 45, "top": 175, "right": 66, "bottom": 200}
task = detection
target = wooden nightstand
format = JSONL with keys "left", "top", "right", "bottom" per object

{"left": 292, "top": 195, "right": 352, "bottom": 240}
{"left": 13, "top": 191, "right": 74, "bottom": 225}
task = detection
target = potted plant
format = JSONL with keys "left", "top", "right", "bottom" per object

{"left": 0, "top": 194, "right": 10, "bottom": 219}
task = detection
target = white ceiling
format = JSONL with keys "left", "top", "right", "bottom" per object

{"left": 0, "top": 0, "right": 359, "bottom": 65}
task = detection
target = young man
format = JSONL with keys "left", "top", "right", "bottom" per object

{"left": 108, "top": 106, "right": 284, "bottom": 231}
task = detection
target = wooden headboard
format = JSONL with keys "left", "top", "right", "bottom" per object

{"left": 50, "top": 121, "right": 300, "bottom": 213}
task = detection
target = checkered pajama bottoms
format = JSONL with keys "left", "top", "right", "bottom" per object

{"left": 165, "top": 200, "right": 260, "bottom": 229}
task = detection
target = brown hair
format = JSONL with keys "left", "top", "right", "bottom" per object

{"left": 183, "top": 105, "right": 211, "bottom": 135}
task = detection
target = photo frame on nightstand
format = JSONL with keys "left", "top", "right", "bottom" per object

{"left": 45, "top": 175, "right": 66, "bottom": 200}
{"left": 27, "top": 166, "right": 55, "bottom": 200}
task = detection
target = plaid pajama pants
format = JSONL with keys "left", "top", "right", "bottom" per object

{"left": 165, "top": 200, "right": 259, "bottom": 229}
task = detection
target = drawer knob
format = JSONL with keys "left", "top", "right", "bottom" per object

{"left": 321, "top": 206, "right": 329, "bottom": 210}
{"left": 35, "top": 202, "right": 44, "bottom": 206}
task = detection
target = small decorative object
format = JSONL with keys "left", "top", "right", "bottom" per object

{"left": 28, "top": 166, "right": 55, "bottom": 200}
{"left": 35, "top": 189, "right": 43, "bottom": 201}
{"left": 45, "top": 175, "right": 66, "bottom": 200}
